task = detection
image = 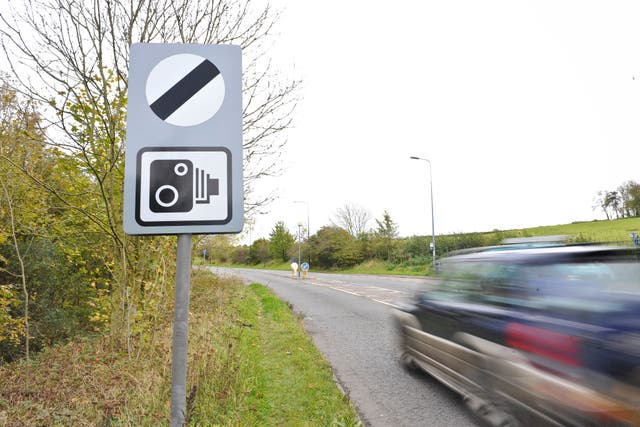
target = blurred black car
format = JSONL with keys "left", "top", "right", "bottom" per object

{"left": 394, "top": 245, "right": 640, "bottom": 426}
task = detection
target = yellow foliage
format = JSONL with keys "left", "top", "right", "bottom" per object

{"left": 0, "top": 284, "right": 24, "bottom": 345}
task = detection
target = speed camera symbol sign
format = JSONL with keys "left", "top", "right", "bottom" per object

{"left": 123, "top": 44, "right": 243, "bottom": 235}
{"left": 135, "top": 147, "right": 231, "bottom": 226}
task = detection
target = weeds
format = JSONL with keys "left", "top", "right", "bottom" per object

{"left": 0, "top": 270, "right": 360, "bottom": 426}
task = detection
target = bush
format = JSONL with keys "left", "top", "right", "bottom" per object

{"left": 308, "top": 226, "right": 364, "bottom": 269}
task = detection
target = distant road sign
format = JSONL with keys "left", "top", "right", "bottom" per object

{"left": 123, "top": 44, "right": 243, "bottom": 235}
{"left": 301, "top": 262, "right": 309, "bottom": 271}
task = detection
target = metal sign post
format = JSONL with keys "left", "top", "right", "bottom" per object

{"left": 171, "top": 234, "right": 192, "bottom": 426}
{"left": 123, "top": 44, "right": 243, "bottom": 426}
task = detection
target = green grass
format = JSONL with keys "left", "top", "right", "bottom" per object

{"left": 0, "top": 271, "right": 360, "bottom": 426}
{"left": 517, "top": 217, "right": 640, "bottom": 244}
{"left": 337, "top": 259, "right": 432, "bottom": 276}
{"left": 190, "top": 282, "right": 361, "bottom": 426}
{"left": 197, "top": 259, "right": 293, "bottom": 272}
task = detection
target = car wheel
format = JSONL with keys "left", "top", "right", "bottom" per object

{"left": 399, "top": 349, "right": 419, "bottom": 372}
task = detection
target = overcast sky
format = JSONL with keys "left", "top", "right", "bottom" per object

{"left": 248, "top": 0, "right": 640, "bottom": 242}
{"left": 1, "top": 1, "right": 639, "bottom": 243}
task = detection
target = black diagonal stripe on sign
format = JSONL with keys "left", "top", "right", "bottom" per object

{"left": 150, "top": 59, "right": 220, "bottom": 120}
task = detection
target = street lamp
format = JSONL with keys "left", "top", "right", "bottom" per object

{"left": 410, "top": 156, "right": 436, "bottom": 269}
{"left": 293, "top": 200, "right": 310, "bottom": 264}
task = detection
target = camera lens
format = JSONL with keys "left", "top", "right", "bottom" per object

{"left": 155, "top": 184, "right": 179, "bottom": 208}
{"left": 174, "top": 162, "right": 188, "bottom": 176}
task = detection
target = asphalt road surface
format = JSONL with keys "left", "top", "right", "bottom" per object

{"left": 209, "top": 267, "right": 481, "bottom": 427}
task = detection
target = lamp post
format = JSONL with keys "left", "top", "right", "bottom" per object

{"left": 410, "top": 156, "right": 436, "bottom": 269}
{"left": 294, "top": 200, "right": 310, "bottom": 264}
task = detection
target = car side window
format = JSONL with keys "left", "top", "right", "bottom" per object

{"left": 426, "top": 261, "right": 491, "bottom": 303}
{"left": 437, "top": 260, "right": 531, "bottom": 307}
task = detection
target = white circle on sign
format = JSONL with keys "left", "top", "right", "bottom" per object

{"left": 174, "top": 162, "right": 189, "bottom": 176}
{"left": 155, "top": 185, "right": 179, "bottom": 208}
{"left": 145, "top": 53, "right": 225, "bottom": 127}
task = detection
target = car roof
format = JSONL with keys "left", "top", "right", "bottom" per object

{"left": 441, "top": 245, "right": 638, "bottom": 265}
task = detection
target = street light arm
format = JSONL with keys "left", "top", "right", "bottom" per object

{"left": 410, "top": 155, "right": 436, "bottom": 269}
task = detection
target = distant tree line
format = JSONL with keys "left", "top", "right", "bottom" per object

{"left": 198, "top": 205, "right": 526, "bottom": 271}
{"left": 594, "top": 180, "right": 640, "bottom": 220}
{"left": 200, "top": 185, "right": 640, "bottom": 271}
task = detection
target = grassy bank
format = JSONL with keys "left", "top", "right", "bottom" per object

{"left": 337, "top": 260, "right": 430, "bottom": 276}
{"left": 0, "top": 270, "right": 360, "bottom": 426}
{"left": 518, "top": 217, "right": 640, "bottom": 244}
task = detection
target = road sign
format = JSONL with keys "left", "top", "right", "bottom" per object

{"left": 301, "top": 262, "right": 309, "bottom": 271}
{"left": 123, "top": 44, "right": 243, "bottom": 235}
{"left": 146, "top": 53, "right": 225, "bottom": 126}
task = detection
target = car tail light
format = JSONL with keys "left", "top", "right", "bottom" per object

{"left": 506, "top": 322, "right": 580, "bottom": 366}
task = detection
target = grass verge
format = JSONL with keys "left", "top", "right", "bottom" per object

{"left": 337, "top": 260, "right": 430, "bottom": 276}
{"left": 0, "top": 270, "right": 360, "bottom": 426}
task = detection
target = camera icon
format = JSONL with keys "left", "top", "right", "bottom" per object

{"left": 150, "top": 160, "right": 193, "bottom": 212}
{"left": 136, "top": 147, "right": 230, "bottom": 226}
{"left": 149, "top": 160, "right": 219, "bottom": 213}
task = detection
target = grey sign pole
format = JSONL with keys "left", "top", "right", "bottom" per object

{"left": 171, "top": 234, "right": 192, "bottom": 426}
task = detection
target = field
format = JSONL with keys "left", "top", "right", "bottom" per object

{"left": 513, "top": 217, "right": 640, "bottom": 244}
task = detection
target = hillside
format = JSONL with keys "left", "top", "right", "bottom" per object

{"left": 504, "top": 217, "right": 640, "bottom": 245}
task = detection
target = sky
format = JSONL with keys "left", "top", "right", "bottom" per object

{"left": 247, "top": 0, "right": 640, "bottom": 242}
{"left": 1, "top": 1, "right": 639, "bottom": 244}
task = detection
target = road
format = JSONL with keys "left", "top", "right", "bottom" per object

{"left": 209, "top": 267, "right": 481, "bottom": 427}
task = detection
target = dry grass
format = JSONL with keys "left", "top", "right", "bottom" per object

{"left": 0, "top": 334, "right": 166, "bottom": 425}
{"left": 0, "top": 270, "right": 360, "bottom": 426}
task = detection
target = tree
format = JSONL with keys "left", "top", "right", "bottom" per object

{"left": 0, "top": 0, "right": 299, "bottom": 353}
{"left": 0, "top": 0, "right": 298, "bottom": 215}
{"left": 593, "top": 191, "right": 610, "bottom": 220}
{"left": 198, "top": 235, "right": 237, "bottom": 264}
{"left": 375, "top": 211, "right": 399, "bottom": 238}
{"left": 594, "top": 190, "right": 620, "bottom": 220}
{"left": 0, "top": 176, "right": 30, "bottom": 383}
{"left": 250, "top": 238, "right": 271, "bottom": 264}
{"left": 594, "top": 182, "right": 640, "bottom": 220}
{"left": 0, "top": 82, "right": 110, "bottom": 362}
{"left": 618, "top": 180, "right": 640, "bottom": 218}
{"left": 268, "top": 221, "right": 294, "bottom": 262}
{"left": 308, "top": 226, "right": 363, "bottom": 269}
{"left": 0, "top": 83, "right": 46, "bottom": 364}
{"left": 332, "top": 203, "right": 372, "bottom": 238}
{"left": 374, "top": 210, "right": 398, "bottom": 261}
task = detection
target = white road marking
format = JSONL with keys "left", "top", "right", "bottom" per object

{"left": 297, "top": 275, "right": 412, "bottom": 308}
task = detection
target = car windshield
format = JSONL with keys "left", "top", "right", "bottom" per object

{"left": 517, "top": 261, "right": 640, "bottom": 311}
{"left": 429, "top": 256, "right": 640, "bottom": 312}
